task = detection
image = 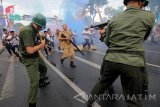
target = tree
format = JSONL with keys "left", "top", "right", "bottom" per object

{"left": 104, "top": 6, "right": 124, "bottom": 19}
{"left": 148, "top": 0, "right": 160, "bottom": 21}
{"left": 82, "top": 0, "right": 109, "bottom": 24}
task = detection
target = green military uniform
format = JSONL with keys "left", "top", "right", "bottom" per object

{"left": 19, "top": 24, "right": 47, "bottom": 104}
{"left": 90, "top": 7, "right": 155, "bottom": 107}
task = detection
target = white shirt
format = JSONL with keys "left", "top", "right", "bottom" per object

{"left": 82, "top": 30, "right": 91, "bottom": 39}
{"left": 2, "top": 33, "right": 13, "bottom": 44}
{"left": 46, "top": 34, "right": 53, "bottom": 42}
{"left": 2, "top": 33, "right": 7, "bottom": 40}
{"left": 10, "top": 36, "right": 19, "bottom": 46}
{"left": 6, "top": 35, "right": 13, "bottom": 40}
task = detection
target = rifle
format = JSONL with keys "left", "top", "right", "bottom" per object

{"left": 61, "top": 34, "right": 84, "bottom": 56}
{"left": 37, "top": 32, "right": 54, "bottom": 48}
{"left": 90, "top": 20, "right": 110, "bottom": 41}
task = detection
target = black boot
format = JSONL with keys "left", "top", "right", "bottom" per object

{"left": 61, "top": 58, "right": 66, "bottom": 64}
{"left": 29, "top": 103, "right": 36, "bottom": 107}
{"left": 107, "top": 87, "right": 116, "bottom": 102}
{"left": 108, "top": 87, "right": 115, "bottom": 96}
{"left": 87, "top": 98, "right": 95, "bottom": 107}
{"left": 60, "top": 58, "right": 64, "bottom": 64}
{"left": 142, "top": 84, "right": 148, "bottom": 97}
{"left": 61, "top": 57, "right": 67, "bottom": 64}
{"left": 58, "top": 47, "right": 61, "bottom": 50}
{"left": 15, "top": 52, "right": 22, "bottom": 63}
{"left": 39, "top": 77, "right": 50, "bottom": 88}
{"left": 19, "top": 56, "right": 22, "bottom": 63}
{"left": 70, "top": 61, "right": 76, "bottom": 68}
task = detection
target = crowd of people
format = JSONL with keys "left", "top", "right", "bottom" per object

{"left": 2, "top": 28, "right": 21, "bottom": 62}
{"left": 1, "top": 23, "right": 99, "bottom": 60}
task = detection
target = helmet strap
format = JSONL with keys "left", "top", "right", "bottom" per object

{"left": 31, "top": 23, "right": 39, "bottom": 35}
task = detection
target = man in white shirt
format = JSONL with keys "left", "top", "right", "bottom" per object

{"left": 2, "top": 29, "right": 12, "bottom": 55}
{"left": 9, "top": 30, "right": 21, "bottom": 62}
{"left": 82, "top": 27, "right": 91, "bottom": 50}
{"left": 45, "top": 29, "right": 54, "bottom": 54}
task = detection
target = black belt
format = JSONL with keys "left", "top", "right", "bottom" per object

{"left": 21, "top": 54, "right": 39, "bottom": 59}
{"left": 107, "top": 50, "right": 143, "bottom": 55}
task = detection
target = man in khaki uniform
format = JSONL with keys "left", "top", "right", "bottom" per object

{"left": 55, "top": 28, "right": 61, "bottom": 50}
{"left": 87, "top": 0, "right": 155, "bottom": 107}
{"left": 59, "top": 24, "right": 76, "bottom": 67}
{"left": 19, "top": 13, "right": 50, "bottom": 107}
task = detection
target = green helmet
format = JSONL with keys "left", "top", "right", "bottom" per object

{"left": 32, "top": 13, "right": 46, "bottom": 28}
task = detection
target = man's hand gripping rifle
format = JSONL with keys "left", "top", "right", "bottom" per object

{"left": 90, "top": 20, "right": 110, "bottom": 42}
{"left": 61, "top": 34, "right": 84, "bottom": 56}
{"left": 37, "top": 33, "right": 54, "bottom": 48}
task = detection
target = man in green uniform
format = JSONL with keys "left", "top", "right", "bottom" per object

{"left": 19, "top": 13, "right": 50, "bottom": 107}
{"left": 87, "top": 0, "right": 155, "bottom": 107}
{"left": 140, "top": 0, "right": 150, "bottom": 97}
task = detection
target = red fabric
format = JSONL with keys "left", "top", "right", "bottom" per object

{"left": 5, "top": 5, "right": 14, "bottom": 15}
{"left": 5, "top": 5, "right": 14, "bottom": 28}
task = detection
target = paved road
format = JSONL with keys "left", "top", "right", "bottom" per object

{"left": 0, "top": 40, "right": 160, "bottom": 107}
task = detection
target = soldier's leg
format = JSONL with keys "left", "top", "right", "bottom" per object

{"left": 44, "top": 47, "right": 48, "bottom": 55}
{"left": 99, "top": 61, "right": 115, "bottom": 97}
{"left": 58, "top": 40, "right": 61, "bottom": 50}
{"left": 11, "top": 46, "right": 20, "bottom": 59}
{"left": 48, "top": 47, "right": 52, "bottom": 54}
{"left": 83, "top": 39, "right": 87, "bottom": 49}
{"left": 23, "top": 58, "right": 39, "bottom": 106}
{"left": 61, "top": 48, "right": 68, "bottom": 64}
{"left": 16, "top": 45, "right": 19, "bottom": 51}
{"left": 88, "top": 60, "right": 119, "bottom": 106}
{"left": 86, "top": 39, "right": 90, "bottom": 50}
{"left": 120, "top": 64, "right": 143, "bottom": 107}
{"left": 52, "top": 41, "right": 54, "bottom": 49}
{"left": 39, "top": 57, "right": 50, "bottom": 87}
{"left": 39, "top": 57, "right": 47, "bottom": 79}
{"left": 141, "top": 67, "right": 148, "bottom": 96}
{"left": 6, "top": 44, "right": 12, "bottom": 55}
{"left": 10, "top": 45, "right": 16, "bottom": 54}
{"left": 69, "top": 47, "right": 76, "bottom": 67}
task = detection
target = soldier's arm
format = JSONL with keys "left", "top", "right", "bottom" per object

{"left": 144, "top": 27, "right": 153, "bottom": 40}
{"left": 26, "top": 41, "right": 45, "bottom": 54}
{"left": 58, "top": 32, "right": 70, "bottom": 40}
{"left": 103, "top": 23, "right": 111, "bottom": 46}
{"left": 22, "top": 30, "right": 45, "bottom": 54}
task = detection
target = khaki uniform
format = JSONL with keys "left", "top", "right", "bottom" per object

{"left": 91, "top": 7, "right": 155, "bottom": 107}
{"left": 19, "top": 24, "right": 47, "bottom": 104}
{"left": 60, "top": 30, "right": 75, "bottom": 62}
{"left": 56, "top": 32, "right": 61, "bottom": 49}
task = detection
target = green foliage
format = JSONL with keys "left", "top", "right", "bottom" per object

{"left": 104, "top": 6, "right": 124, "bottom": 19}
{"left": 83, "top": 0, "right": 109, "bottom": 23}
{"left": 148, "top": 0, "right": 160, "bottom": 20}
